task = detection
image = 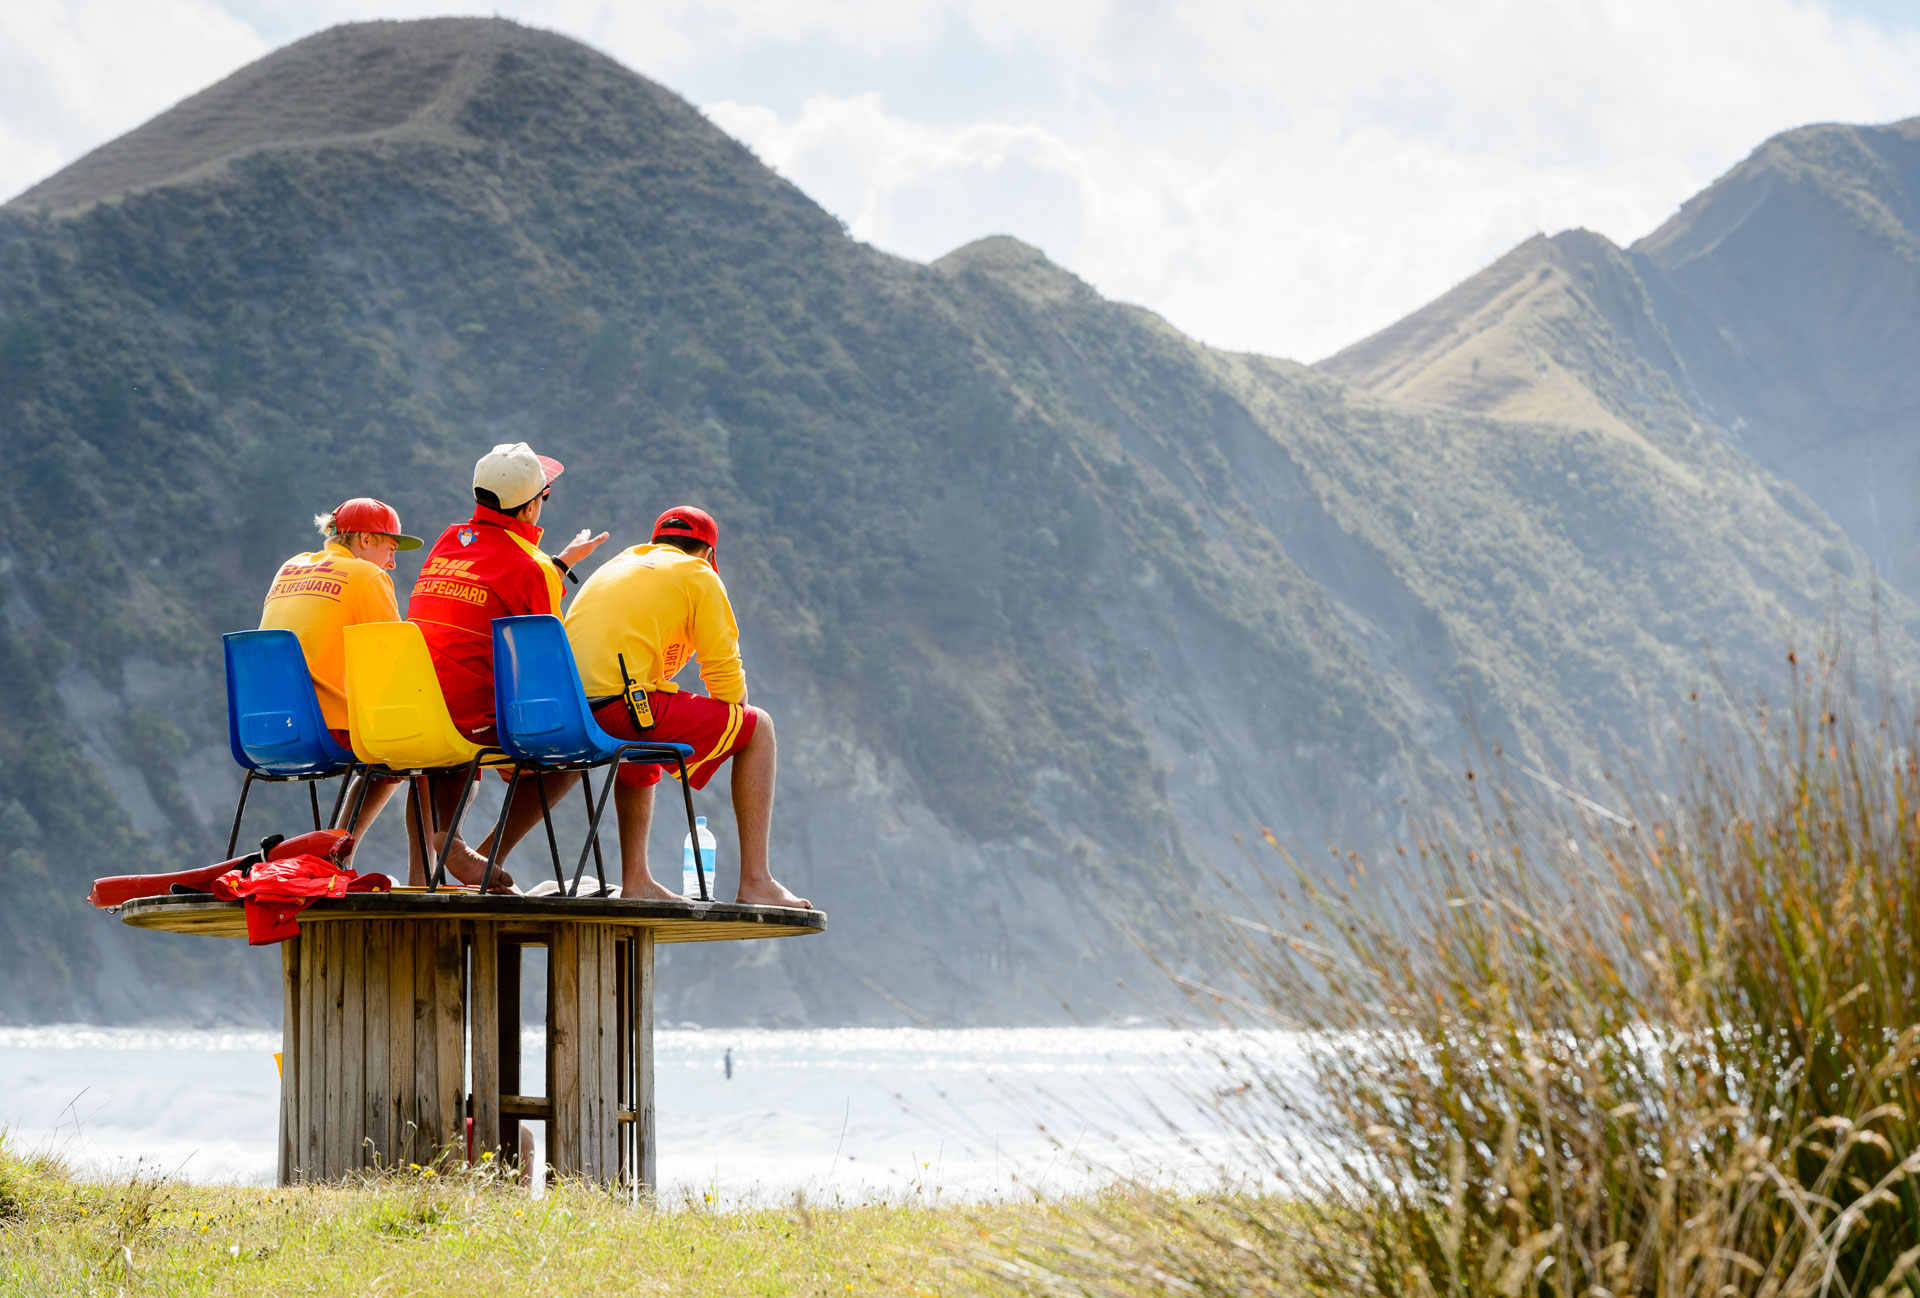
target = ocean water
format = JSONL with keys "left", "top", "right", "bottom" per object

{"left": 0, "top": 1026, "right": 1304, "bottom": 1202}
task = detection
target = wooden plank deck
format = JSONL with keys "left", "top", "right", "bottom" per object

{"left": 118, "top": 893, "right": 826, "bottom": 943}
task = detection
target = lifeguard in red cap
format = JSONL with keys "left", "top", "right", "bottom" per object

{"left": 562, "top": 506, "right": 809, "bottom": 908}
{"left": 408, "top": 443, "right": 608, "bottom": 889}
{"left": 259, "top": 498, "right": 421, "bottom": 848}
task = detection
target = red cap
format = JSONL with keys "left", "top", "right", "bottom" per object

{"left": 652, "top": 506, "right": 719, "bottom": 566}
{"left": 333, "top": 498, "right": 423, "bottom": 550}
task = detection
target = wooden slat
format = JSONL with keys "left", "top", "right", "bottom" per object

{"left": 578, "top": 925, "right": 602, "bottom": 1183}
{"left": 615, "top": 934, "right": 630, "bottom": 1189}
{"left": 324, "top": 920, "right": 347, "bottom": 1179}
{"left": 636, "top": 929, "right": 656, "bottom": 1194}
{"left": 434, "top": 921, "right": 465, "bottom": 1162}
{"left": 313, "top": 923, "right": 329, "bottom": 1179}
{"left": 298, "top": 926, "right": 317, "bottom": 1180}
{"left": 363, "top": 920, "right": 390, "bottom": 1172}
{"left": 469, "top": 922, "right": 500, "bottom": 1164}
{"left": 498, "top": 941, "right": 522, "bottom": 1160}
{"left": 413, "top": 920, "right": 438, "bottom": 1166}
{"left": 549, "top": 924, "right": 581, "bottom": 1179}
{"left": 387, "top": 921, "right": 417, "bottom": 1169}
{"left": 278, "top": 937, "right": 300, "bottom": 1186}
{"left": 594, "top": 926, "right": 619, "bottom": 1185}
{"left": 340, "top": 921, "right": 366, "bottom": 1174}
{"left": 499, "top": 1095, "right": 554, "bottom": 1118}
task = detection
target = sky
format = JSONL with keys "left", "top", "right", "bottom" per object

{"left": 3, "top": 1, "right": 1918, "bottom": 362}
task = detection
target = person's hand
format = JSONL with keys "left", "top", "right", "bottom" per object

{"left": 557, "top": 529, "right": 610, "bottom": 569}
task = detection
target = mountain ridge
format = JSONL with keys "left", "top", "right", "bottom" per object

{"left": 9, "top": 19, "right": 566, "bottom": 214}
{"left": 1324, "top": 112, "right": 1920, "bottom": 599}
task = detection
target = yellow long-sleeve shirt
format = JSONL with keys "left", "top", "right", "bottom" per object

{"left": 259, "top": 541, "right": 401, "bottom": 729}
{"left": 563, "top": 544, "right": 747, "bottom": 703}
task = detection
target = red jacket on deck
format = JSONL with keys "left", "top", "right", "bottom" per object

{"left": 407, "top": 504, "right": 567, "bottom": 734}
{"left": 208, "top": 831, "right": 390, "bottom": 945}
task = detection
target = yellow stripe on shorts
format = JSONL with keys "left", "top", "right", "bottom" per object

{"left": 680, "top": 702, "right": 744, "bottom": 784}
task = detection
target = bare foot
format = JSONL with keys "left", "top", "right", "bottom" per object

{"left": 622, "top": 875, "right": 682, "bottom": 901}
{"left": 434, "top": 833, "right": 515, "bottom": 894}
{"left": 736, "top": 877, "right": 811, "bottom": 909}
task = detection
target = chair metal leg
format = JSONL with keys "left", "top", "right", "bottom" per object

{"left": 580, "top": 769, "right": 607, "bottom": 887}
{"left": 569, "top": 767, "right": 620, "bottom": 897}
{"left": 479, "top": 766, "right": 523, "bottom": 897}
{"left": 308, "top": 780, "right": 322, "bottom": 832}
{"left": 672, "top": 754, "right": 707, "bottom": 901}
{"left": 430, "top": 753, "right": 486, "bottom": 890}
{"left": 604, "top": 744, "right": 704, "bottom": 900}
{"left": 408, "top": 775, "right": 431, "bottom": 890}
{"left": 226, "top": 770, "right": 256, "bottom": 858}
{"left": 328, "top": 763, "right": 357, "bottom": 829}
{"left": 343, "top": 767, "right": 376, "bottom": 837}
{"left": 535, "top": 773, "right": 565, "bottom": 891}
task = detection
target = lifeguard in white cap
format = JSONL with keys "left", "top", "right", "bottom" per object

{"left": 406, "top": 443, "right": 608, "bottom": 889}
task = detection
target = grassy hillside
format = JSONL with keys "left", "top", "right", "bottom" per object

{"left": 0, "top": 19, "right": 1902, "bottom": 1023}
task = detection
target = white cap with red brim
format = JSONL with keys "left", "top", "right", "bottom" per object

{"left": 473, "top": 442, "right": 565, "bottom": 510}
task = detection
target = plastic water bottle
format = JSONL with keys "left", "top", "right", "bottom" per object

{"left": 683, "top": 816, "right": 717, "bottom": 900}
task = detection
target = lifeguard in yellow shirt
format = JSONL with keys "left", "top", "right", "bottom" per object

{"left": 259, "top": 497, "right": 419, "bottom": 847}
{"left": 563, "top": 507, "right": 808, "bottom": 908}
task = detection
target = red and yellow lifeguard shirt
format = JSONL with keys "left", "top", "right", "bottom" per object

{"left": 259, "top": 541, "right": 401, "bottom": 730}
{"left": 407, "top": 504, "right": 567, "bottom": 732}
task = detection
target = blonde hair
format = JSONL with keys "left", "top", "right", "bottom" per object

{"left": 313, "top": 513, "right": 368, "bottom": 550}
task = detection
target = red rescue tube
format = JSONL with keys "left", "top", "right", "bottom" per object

{"left": 88, "top": 857, "right": 252, "bottom": 909}
{"left": 266, "top": 829, "right": 352, "bottom": 864}
{"left": 87, "top": 829, "right": 354, "bottom": 908}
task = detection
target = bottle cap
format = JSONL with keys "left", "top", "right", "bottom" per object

{"left": 695, "top": 816, "right": 707, "bottom": 826}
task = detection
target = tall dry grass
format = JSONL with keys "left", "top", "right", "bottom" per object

{"left": 979, "top": 645, "right": 1920, "bottom": 1296}
{"left": 1251, "top": 646, "right": 1920, "bottom": 1294}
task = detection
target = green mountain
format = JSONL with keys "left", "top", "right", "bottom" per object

{"left": 0, "top": 19, "right": 1906, "bottom": 1024}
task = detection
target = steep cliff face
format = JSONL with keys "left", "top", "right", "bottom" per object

{"left": 0, "top": 20, "right": 1902, "bottom": 1024}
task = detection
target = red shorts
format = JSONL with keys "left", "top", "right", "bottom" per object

{"left": 592, "top": 693, "right": 756, "bottom": 790}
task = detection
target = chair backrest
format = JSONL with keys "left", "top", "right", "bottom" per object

{"left": 493, "top": 615, "right": 609, "bottom": 765}
{"left": 222, "top": 630, "right": 353, "bottom": 775}
{"left": 341, "top": 621, "right": 486, "bottom": 771}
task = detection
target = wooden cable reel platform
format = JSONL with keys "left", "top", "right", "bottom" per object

{"left": 120, "top": 893, "right": 825, "bottom": 1191}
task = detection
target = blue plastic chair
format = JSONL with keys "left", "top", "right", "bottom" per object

{"left": 222, "top": 629, "right": 358, "bottom": 856}
{"left": 490, "top": 615, "right": 699, "bottom": 897}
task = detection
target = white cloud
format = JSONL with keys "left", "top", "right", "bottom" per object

{"left": 4, "top": 0, "right": 1919, "bottom": 359}
{"left": 0, "top": 0, "right": 263, "bottom": 206}
{"left": 707, "top": 96, "right": 1090, "bottom": 264}
{"left": 696, "top": 0, "right": 1920, "bottom": 358}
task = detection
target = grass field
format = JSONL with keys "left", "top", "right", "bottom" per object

{"left": 0, "top": 1139, "right": 1302, "bottom": 1297}
{"left": 0, "top": 1143, "right": 982, "bottom": 1296}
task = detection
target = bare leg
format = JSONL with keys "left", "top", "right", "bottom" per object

{"left": 424, "top": 774, "right": 516, "bottom": 892}
{"left": 334, "top": 775, "right": 399, "bottom": 867}
{"left": 730, "top": 709, "right": 808, "bottom": 908}
{"left": 613, "top": 780, "right": 676, "bottom": 899}
{"left": 471, "top": 772, "right": 583, "bottom": 866}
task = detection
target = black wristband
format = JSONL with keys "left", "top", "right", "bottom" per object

{"left": 551, "top": 555, "right": 578, "bottom": 585}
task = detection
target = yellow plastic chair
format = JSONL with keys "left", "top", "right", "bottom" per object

{"left": 342, "top": 621, "right": 503, "bottom": 890}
